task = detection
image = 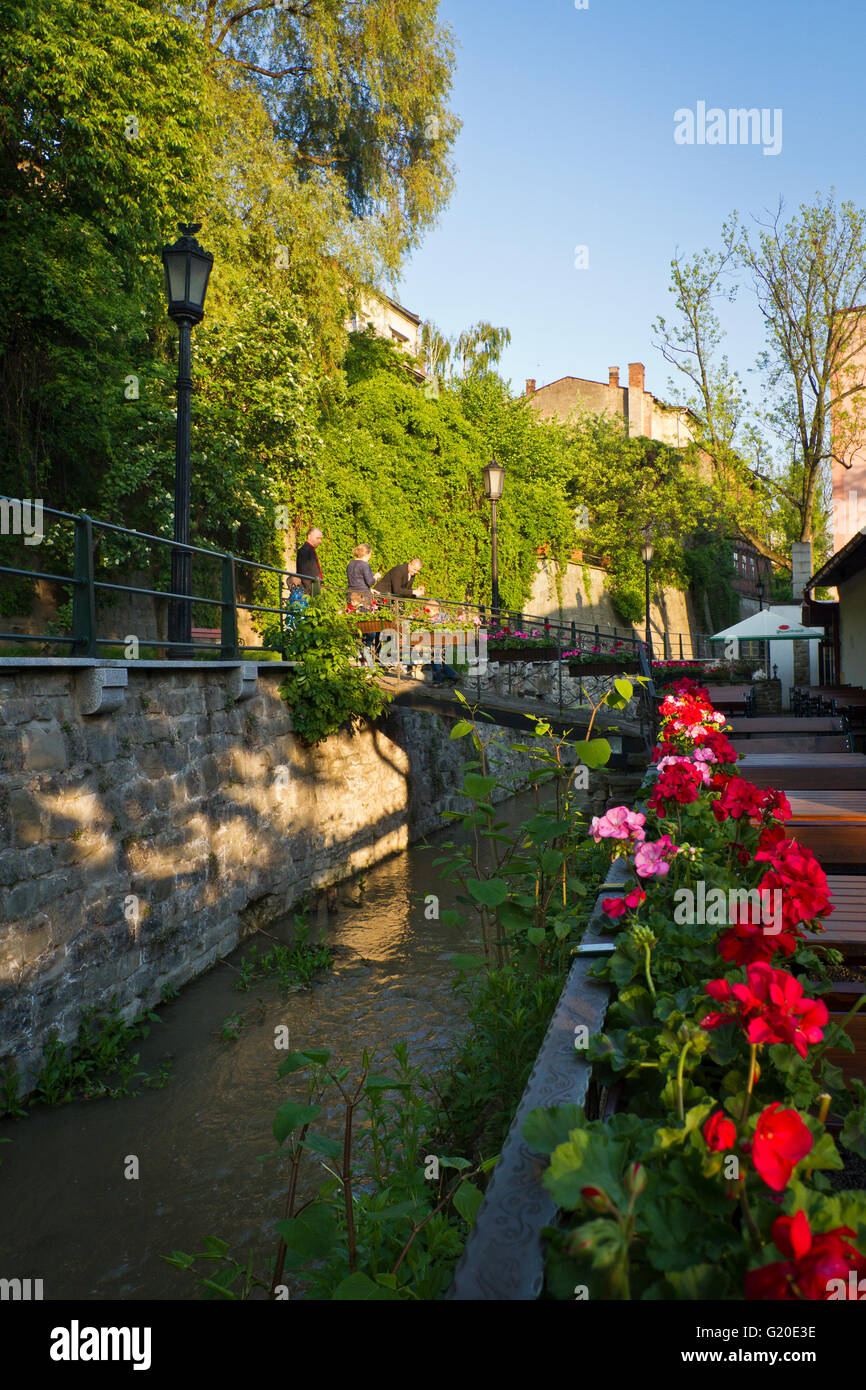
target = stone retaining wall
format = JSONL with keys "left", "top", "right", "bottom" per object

{"left": 0, "top": 662, "right": 546, "bottom": 1091}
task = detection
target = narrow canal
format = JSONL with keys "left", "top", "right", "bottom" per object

{"left": 0, "top": 797, "right": 534, "bottom": 1301}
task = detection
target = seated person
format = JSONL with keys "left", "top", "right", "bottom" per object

{"left": 424, "top": 601, "right": 460, "bottom": 686}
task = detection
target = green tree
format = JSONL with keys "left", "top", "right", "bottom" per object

{"left": 0, "top": 0, "right": 213, "bottom": 502}
{"left": 197, "top": 0, "right": 459, "bottom": 272}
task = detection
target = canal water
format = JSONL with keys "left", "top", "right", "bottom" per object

{"left": 0, "top": 798, "right": 535, "bottom": 1301}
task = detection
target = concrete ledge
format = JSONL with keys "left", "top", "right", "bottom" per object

{"left": 227, "top": 662, "right": 259, "bottom": 702}
{"left": 447, "top": 857, "right": 631, "bottom": 1301}
{"left": 0, "top": 657, "right": 296, "bottom": 670}
{"left": 76, "top": 666, "right": 128, "bottom": 716}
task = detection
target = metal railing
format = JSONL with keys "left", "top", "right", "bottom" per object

{"left": 0, "top": 496, "right": 715, "bottom": 679}
{"left": 0, "top": 498, "right": 315, "bottom": 660}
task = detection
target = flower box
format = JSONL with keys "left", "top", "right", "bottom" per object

{"left": 568, "top": 660, "right": 640, "bottom": 676}
{"left": 488, "top": 645, "right": 559, "bottom": 663}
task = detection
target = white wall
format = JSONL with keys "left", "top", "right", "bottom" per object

{"left": 839, "top": 568, "right": 866, "bottom": 685}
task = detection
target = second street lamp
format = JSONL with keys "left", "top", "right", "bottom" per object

{"left": 482, "top": 457, "right": 505, "bottom": 618}
{"left": 641, "top": 531, "right": 655, "bottom": 664}
{"left": 161, "top": 221, "right": 214, "bottom": 658}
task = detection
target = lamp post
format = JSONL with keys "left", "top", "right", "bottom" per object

{"left": 756, "top": 574, "right": 765, "bottom": 612}
{"left": 481, "top": 457, "right": 505, "bottom": 618}
{"left": 161, "top": 222, "right": 214, "bottom": 658}
{"left": 641, "top": 529, "right": 654, "bottom": 664}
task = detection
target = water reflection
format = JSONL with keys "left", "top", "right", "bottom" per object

{"left": 0, "top": 796, "right": 539, "bottom": 1301}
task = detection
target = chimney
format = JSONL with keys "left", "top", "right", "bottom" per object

{"left": 525, "top": 378, "right": 536, "bottom": 396}
{"left": 628, "top": 362, "right": 645, "bottom": 392}
{"left": 608, "top": 367, "right": 620, "bottom": 389}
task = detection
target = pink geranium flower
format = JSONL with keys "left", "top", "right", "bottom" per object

{"left": 590, "top": 806, "right": 646, "bottom": 844}
{"left": 634, "top": 834, "right": 678, "bottom": 879}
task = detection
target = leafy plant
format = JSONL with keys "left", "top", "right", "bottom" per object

{"left": 166, "top": 1044, "right": 494, "bottom": 1301}
{"left": 2, "top": 1001, "right": 172, "bottom": 1116}
{"left": 237, "top": 908, "right": 334, "bottom": 994}
{"left": 219, "top": 1014, "right": 245, "bottom": 1043}
{"left": 274, "top": 595, "right": 394, "bottom": 745}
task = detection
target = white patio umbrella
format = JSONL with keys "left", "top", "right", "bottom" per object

{"left": 710, "top": 609, "right": 825, "bottom": 643}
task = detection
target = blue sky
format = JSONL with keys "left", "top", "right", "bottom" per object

{"left": 395, "top": 0, "right": 865, "bottom": 406}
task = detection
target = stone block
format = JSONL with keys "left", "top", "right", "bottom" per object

{"left": 20, "top": 720, "right": 68, "bottom": 773}
{"left": 10, "top": 789, "right": 44, "bottom": 847}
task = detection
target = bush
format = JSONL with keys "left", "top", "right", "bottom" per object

{"left": 274, "top": 596, "right": 393, "bottom": 744}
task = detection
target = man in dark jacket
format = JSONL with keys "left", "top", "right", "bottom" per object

{"left": 373, "top": 557, "right": 424, "bottom": 600}
{"left": 294, "top": 527, "right": 323, "bottom": 595}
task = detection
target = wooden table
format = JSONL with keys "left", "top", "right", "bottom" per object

{"left": 814, "top": 876, "right": 866, "bottom": 956}
{"left": 731, "top": 736, "right": 851, "bottom": 755}
{"left": 727, "top": 717, "right": 846, "bottom": 736}
{"left": 704, "top": 685, "right": 752, "bottom": 714}
{"left": 734, "top": 753, "right": 866, "bottom": 790}
{"left": 785, "top": 791, "right": 866, "bottom": 864}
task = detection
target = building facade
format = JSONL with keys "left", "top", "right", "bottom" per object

{"left": 349, "top": 291, "right": 422, "bottom": 362}
{"left": 523, "top": 362, "right": 696, "bottom": 448}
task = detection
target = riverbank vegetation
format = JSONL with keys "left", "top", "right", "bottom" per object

{"left": 164, "top": 686, "right": 625, "bottom": 1297}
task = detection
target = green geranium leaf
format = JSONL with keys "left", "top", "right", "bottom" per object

{"left": 523, "top": 1105, "right": 586, "bottom": 1155}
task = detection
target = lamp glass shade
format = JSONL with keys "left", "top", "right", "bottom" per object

{"left": 164, "top": 252, "right": 189, "bottom": 307}
{"left": 482, "top": 459, "right": 505, "bottom": 501}
{"left": 187, "top": 255, "right": 211, "bottom": 310}
{"left": 161, "top": 224, "right": 213, "bottom": 323}
{"left": 641, "top": 542, "right": 654, "bottom": 563}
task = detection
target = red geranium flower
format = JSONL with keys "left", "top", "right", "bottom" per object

{"left": 757, "top": 824, "right": 787, "bottom": 856}
{"left": 711, "top": 776, "right": 766, "bottom": 824}
{"left": 760, "top": 787, "right": 792, "bottom": 823}
{"left": 701, "top": 963, "right": 828, "bottom": 1058}
{"left": 752, "top": 840, "right": 833, "bottom": 928}
{"left": 745, "top": 1211, "right": 866, "bottom": 1300}
{"left": 602, "top": 887, "right": 646, "bottom": 919}
{"left": 718, "top": 909, "right": 802, "bottom": 966}
{"left": 703, "top": 1111, "right": 737, "bottom": 1153}
{"left": 750, "top": 1103, "right": 813, "bottom": 1191}
{"left": 647, "top": 761, "right": 705, "bottom": 810}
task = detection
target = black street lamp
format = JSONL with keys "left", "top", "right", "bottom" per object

{"left": 641, "top": 529, "right": 654, "bottom": 664}
{"left": 482, "top": 457, "right": 505, "bottom": 617}
{"left": 756, "top": 573, "right": 765, "bottom": 612}
{"left": 161, "top": 222, "right": 214, "bottom": 657}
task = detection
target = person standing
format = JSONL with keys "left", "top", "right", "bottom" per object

{"left": 346, "top": 544, "right": 380, "bottom": 609}
{"left": 294, "top": 527, "right": 323, "bottom": 595}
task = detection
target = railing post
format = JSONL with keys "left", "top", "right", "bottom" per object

{"left": 594, "top": 623, "right": 600, "bottom": 650}
{"left": 679, "top": 632, "right": 683, "bottom": 661}
{"left": 570, "top": 620, "right": 576, "bottom": 647}
{"left": 71, "top": 513, "right": 97, "bottom": 657}
{"left": 557, "top": 629, "right": 563, "bottom": 713}
{"left": 220, "top": 554, "right": 240, "bottom": 660}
